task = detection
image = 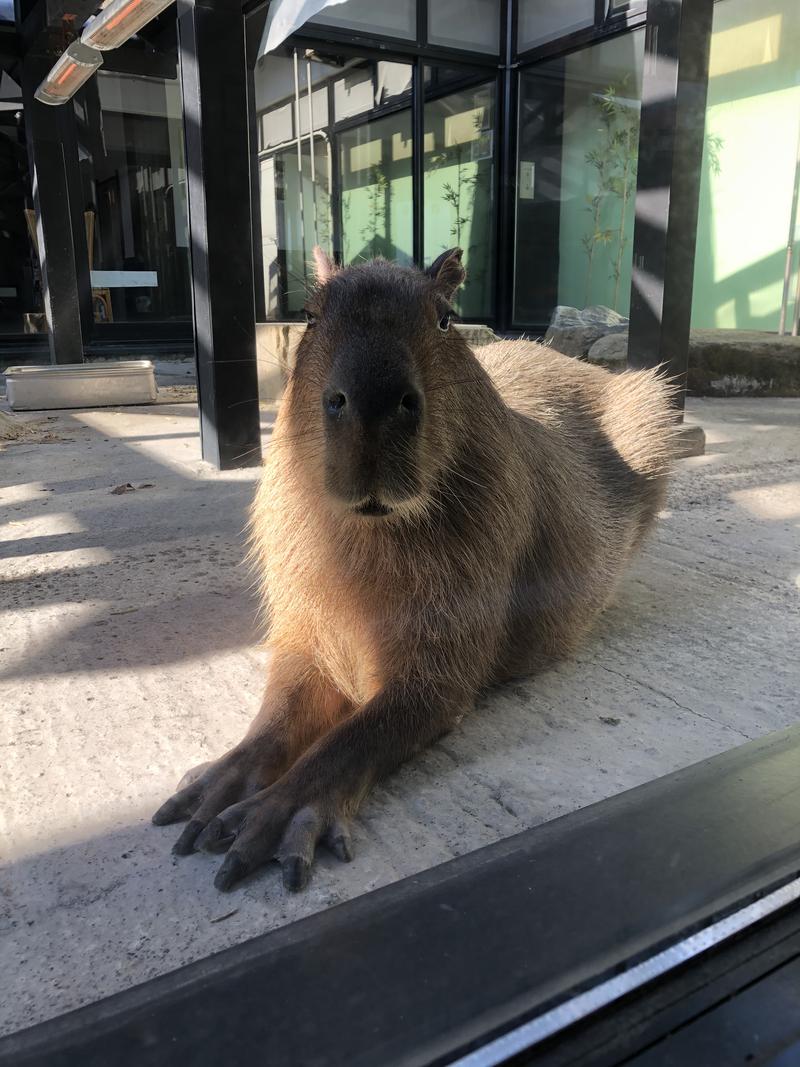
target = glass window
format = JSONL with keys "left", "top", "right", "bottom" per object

{"left": 424, "top": 71, "right": 496, "bottom": 320}
{"left": 309, "top": 0, "right": 415, "bottom": 40}
{"left": 428, "top": 0, "right": 501, "bottom": 55}
{"left": 255, "top": 52, "right": 412, "bottom": 319}
{"left": 74, "top": 71, "right": 190, "bottom": 324}
{"left": 339, "top": 111, "right": 413, "bottom": 266}
{"left": 517, "top": 0, "right": 595, "bottom": 53}
{"left": 0, "top": 76, "right": 40, "bottom": 336}
{"left": 513, "top": 31, "right": 644, "bottom": 330}
{"left": 691, "top": 0, "right": 800, "bottom": 332}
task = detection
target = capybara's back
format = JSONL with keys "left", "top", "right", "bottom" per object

{"left": 472, "top": 337, "right": 677, "bottom": 679}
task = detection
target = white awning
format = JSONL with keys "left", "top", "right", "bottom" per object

{"left": 258, "top": 0, "right": 348, "bottom": 57}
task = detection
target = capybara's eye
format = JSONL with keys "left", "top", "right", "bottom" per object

{"left": 438, "top": 313, "right": 450, "bottom": 332}
{"left": 326, "top": 392, "right": 346, "bottom": 416}
{"left": 305, "top": 309, "right": 317, "bottom": 328}
{"left": 400, "top": 392, "right": 420, "bottom": 416}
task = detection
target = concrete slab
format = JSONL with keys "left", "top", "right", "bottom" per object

{"left": 1, "top": 397, "right": 798, "bottom": 1036}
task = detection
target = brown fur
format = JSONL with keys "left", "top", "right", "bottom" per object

{"left": 154, "top": 250, "right": 678, "bottom": 892}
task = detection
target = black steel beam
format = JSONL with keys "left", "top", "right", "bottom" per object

{"left": 3, "top": 725, "right": 800, "bottom": 1067}
{"left": 177, "top": 0, "right": 262, "bottom": 470}
{"left": 244, "top": 11, "right": 266, "bottom": 323}
{"left": 412, "top": 55, "right": 424, "bottom": 266}
{"left": 245, "top": 64, "right": 267, "bottom": 324}
{"left": 98, "top": 42, "right": 177, "bottom": 80}
{"left": 289, "top": 25, "right": 498, "bottom": 68}
{"left": 20, "top": 49, "right": 92, "bottom": 365}
{"left": 626, "top": 0, "right": 714, "bottom": 405}
{"left": 495, "top": 0, "right": 516, "bottom": 332}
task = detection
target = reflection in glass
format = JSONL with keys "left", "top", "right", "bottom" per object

{"left": 75, "top": 71, "right": 191, "bottom": 323}
{"left": 513, "top": 31, "right": 644, "bottom": 329}
{"left": 309, "top": 0, "right": 415, "bottom": 40}
{"left": 255, "top": 51, "right": 412, "bottom": 319}
{"left": 517, "top": 0, "right": 595, "bottom": 53}
{"left": 427, "top": 0, "right": 501, "bottom": 55}
{"left": 339, "top": 112, "right": 413, "bottom": 265}
{"left": 424, "top": 72, "right": 496, "bottom": 320}
{"left": 254, "top": 52, "right": 499, "bottom": 324}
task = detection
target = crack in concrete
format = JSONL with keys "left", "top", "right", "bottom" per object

{"left": 590, "top": 662, "right": 753, "bottom": 741}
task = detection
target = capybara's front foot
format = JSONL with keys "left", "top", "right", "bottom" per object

{"left": 152, "top": 743, "right": 354, "bottom": 891}
{"left": 151, "top": 740, "right": 283, "bottom": 858}
{"left": 192, "top": 781, "right": 354, "bottom": 892}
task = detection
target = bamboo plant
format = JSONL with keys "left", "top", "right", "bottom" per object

{"left": 581, "top": 75, "right": 639, "bottom": 311}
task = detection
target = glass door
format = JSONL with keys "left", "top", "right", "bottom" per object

{"left": 513, "top": 30, "right": 645, "bottom": 331}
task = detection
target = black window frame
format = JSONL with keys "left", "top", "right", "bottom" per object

{"left": 246, "top": 0, "right": 503, "bottom": 327}
{"left": 244, "top": 0, "right": 658, "bottom": 335}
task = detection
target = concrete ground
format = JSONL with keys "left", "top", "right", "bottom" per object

{"left": 1, "top": 393, "right": 798, "bottom": 1036}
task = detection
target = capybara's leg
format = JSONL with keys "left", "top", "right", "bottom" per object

{"left": 152, "top": 646, "right": 351, "bottom": 857}
{"left": 194, "top": 680, "right": 472, "bottom": 891}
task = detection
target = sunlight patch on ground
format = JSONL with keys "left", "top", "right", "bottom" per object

{"left": 730, "top": 481, "right": 800, "bottom": 521}
{"left": 0, "top": 545, "right": 113, "bottom": 577}
{"left": 0, "top": 511, "right": 87, "bottom": 543}
{"left": 0, "top": 481, "right": 54, "bottom": 506}
{"left": 63, "top": 408, "right": 268, "bottom": 484}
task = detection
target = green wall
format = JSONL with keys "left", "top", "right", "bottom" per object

{"left": 691, "top": 0, "right": 800, "bottom": 331}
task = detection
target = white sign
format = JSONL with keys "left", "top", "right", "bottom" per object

{"left": 90, "top": 270, "right": 158, "bottom": 288}
{"left": 519, "top": 160, "right": 536, "bottom": 201}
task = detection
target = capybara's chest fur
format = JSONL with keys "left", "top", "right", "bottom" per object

{"left": 250, "top": 338, "right": 676, "bottom": 706}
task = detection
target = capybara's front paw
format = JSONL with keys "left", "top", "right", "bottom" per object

{"left": 151, "top": 743, "right": 279, "bottom": 857}
{"left": 152, "top": 748, "right": 354, "bottom": 891}
{"left": 195, "top": 781, "right": 354, "bottom": 893}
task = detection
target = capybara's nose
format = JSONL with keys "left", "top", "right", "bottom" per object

{"left": 324, "top": 380, "right": 421, "bottom": 425}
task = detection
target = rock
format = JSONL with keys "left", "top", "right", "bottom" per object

{"left": 544, "top": 325, "right": 609, "bottom": 358}
{"left": 545, "top": 305, "right": 629, "bottom": 358}
{"left": 588, "top": 332, "right": 629, "bottom": 364}
{"left": 548, "top": 304, "right": 629, "bottom": 330}
{"left": 455, "top": 323, "right": 499, "bottom": 348}
{"left": 673, "top": 425, "right": 706, "bottom": 458}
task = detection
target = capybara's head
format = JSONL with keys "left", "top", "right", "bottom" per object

{"left": 287, "top": 247, "right": 470, "bottom": 520}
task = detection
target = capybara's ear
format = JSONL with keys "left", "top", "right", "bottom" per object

{"left": 426, "top": 247, "right": 466, "bottom": 300}
{"left": 312, "top": 245, "right": 338, "bottom": 285}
